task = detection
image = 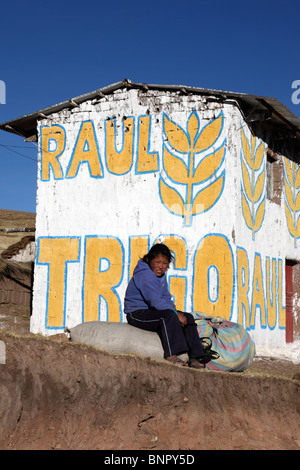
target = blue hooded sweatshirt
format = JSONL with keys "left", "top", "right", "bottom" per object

{"left": 124, "top": 259, "right": 176, "bottom": 313}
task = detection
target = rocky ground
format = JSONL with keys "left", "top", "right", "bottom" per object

{"left": 0, "top": 300, "right": 299, "bottom": 451}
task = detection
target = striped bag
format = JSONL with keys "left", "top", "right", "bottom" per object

{"left": 193, "top": 312, "right": 256, "bottom": 372}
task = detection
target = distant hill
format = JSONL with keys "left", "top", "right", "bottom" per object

{"left": 0, "top": 209, "right": 36, "bottom": 253}
{"left": 0, "top": 209, "right": 36, "bottom": 231}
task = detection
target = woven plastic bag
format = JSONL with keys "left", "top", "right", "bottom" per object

{"left": 192, "top": 312, "right": 256, "bottom": 371}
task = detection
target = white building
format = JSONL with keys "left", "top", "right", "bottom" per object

{"left": 1, "top": 79, "right": 300, "bottom": 359}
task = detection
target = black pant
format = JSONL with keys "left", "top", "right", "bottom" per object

{"left": 126, "top": 309, "right": 205, "bottom": 359}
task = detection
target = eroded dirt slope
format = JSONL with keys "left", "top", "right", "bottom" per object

{"left": 0, "top": 210, "right": 299, "bottom": 450}
{"left": 0, "top": 330, "right": 299, "bottom": 450}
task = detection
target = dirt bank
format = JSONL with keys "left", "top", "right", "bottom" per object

{"left": 0, "top": 328, "right": 299, "bottom": 450}
{"left": 0, "top": 211, "right": 299, "bottom": 450}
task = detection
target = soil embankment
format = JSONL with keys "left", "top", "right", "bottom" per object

{"left": 0, "top": 210, "right": 299, "bottom": 450}
{"left": 0, "top": 330, "right": 299, "bottom": 450}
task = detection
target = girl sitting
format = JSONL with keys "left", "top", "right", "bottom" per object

{"left": 124, "top": 243, "right": 206, "bottom": 368}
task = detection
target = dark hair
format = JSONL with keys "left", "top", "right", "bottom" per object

{"left": 142, "top": 243, "right": 174, "bottom": 265}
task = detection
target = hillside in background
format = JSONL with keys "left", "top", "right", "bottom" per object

{"left": 0, "top": 209, "right": 36, "bottom": 230}
{"left": 0, "top": 209, "right": 35, "bottom": 253}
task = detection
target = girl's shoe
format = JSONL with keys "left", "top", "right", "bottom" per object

{"left": 189, "top": 359, "right": 205, "bottom": 369}
{"left": 166, "top": 356, "right": 188, "bottom": 366}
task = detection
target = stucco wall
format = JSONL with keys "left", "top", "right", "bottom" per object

{"left": 30, "top": 88, "right": 300, "bottom": 356}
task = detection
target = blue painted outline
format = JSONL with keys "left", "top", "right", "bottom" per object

{"left": 168, "top": 275, "right": 188, "bottom": 312}
{"left": 192, "top": 140, "right": 226, "bottom": 181}
{"left": 207, "top": 265, "right": 219, "bottom": 303}
{"left": 255, "top": 197, "right": 266, "bottom": 227}
{"left": 162, "top": 112, "right": 189, "bottom": 156}
{"left": 236, "top": 246, "right": 250, "bottom": 330}
{"left": 36, "top": 236, "right": 81, "bottom": 330}
{"left": 160, "top": 111, "right": 226, "bottom": 226}
{"left": 193, "top": 111, "right": 224, "bottom": 155}
{"left": 240, "top": 186, "right": 266, "bottom": 241}
{"left": 240, "top": 150, "right": 251, "bottom": 197}
{"left": 162, "top": 111, "right": 225, "bottom": 185}
{"left": 254, "top": 140, "right": 264, "bottom": 162}
{"left": 188, "top": 110, "right": 201, "bottom": 148}
{"left": 66, "top": 120, "right": 104, "bottom": 179}
{"left": 250, "top": 252, "right": 267, "bottom": 330}
{"left": 240, "top": 150, "right": 266, "bottom": 206}
{"left": 162, "top": 144, "right": 188, "bottom": 187}
{"left": 192, "top": 169, "right": 225, "bottom": 216}
{"left": 40, "top": 124, "right": 66, "bottom": 181}
{"left": 265, "top": 256, "right": 278, "bottom": 330}
{"left": 283, "top": 175, "right": 300, "bottom": 243}
{"left": 191, "top": 233, "right": 235, "bottom": 320}
{"left": 158, "top": 171, "right": 225, "bottom": 226}
{"left": 153, "top": 233, "right": 188, "bottom": 271}
{"left": 158, "top": 175, "right": 185, "bottom": 217}
{"left": 99, "top": 257, "right": 111, "bottom": 272}
{"left": 240, "top": 188, "right": 253, "bottom": 232}
{"left": 82, "top": 235, "right": 124, "bottom": 323}
{"left": 127, "top": 234, "right": 150, "bottom": 282}
{"left": 104, "top": 116, "right": 135, "bottom": 175}
{"left": 162, "top": 110, "right": 224, "bottom": 156}
{"left": 240, "top": 130, "right": 266, "bottom": 240}
{"left": 48, "top": 138, "right": 58, "bottom": 152}
{"left": 278, "top": 258, "right": 286, "bottom": 330}
{"left": 135, "top": 115, "right": 159, "bottom": 174}
{"left": 153, "top": 233, "right": 189, "bottom": 310}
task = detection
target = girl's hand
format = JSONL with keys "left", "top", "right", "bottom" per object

{"left": 177, "top": 311, "right": 187, "bottom": 327}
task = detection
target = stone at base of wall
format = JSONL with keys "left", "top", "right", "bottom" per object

{"left": 69, "top": 321, "right": 168, "bottom": 360}
{"left": 68, "top": 322, "right": 300, "bottom": 365}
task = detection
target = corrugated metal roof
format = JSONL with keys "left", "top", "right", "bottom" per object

{"left": 0, "top": 79, "right": 300, "bottom": 147}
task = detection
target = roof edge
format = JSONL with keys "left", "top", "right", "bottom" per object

{"left": 0, "top": 79, "right": 299, "bottom": 140}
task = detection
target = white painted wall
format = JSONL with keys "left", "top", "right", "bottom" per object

{"left": 30, "top": 88, "right": 300, "bottom": 361}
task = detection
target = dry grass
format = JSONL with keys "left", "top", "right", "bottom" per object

{"left": 0, "top": 258, "right": 32, "bottom": 280}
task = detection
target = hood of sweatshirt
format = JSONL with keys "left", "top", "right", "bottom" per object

{"left": 124, "top": 259, "right": 175, "bottom": 313}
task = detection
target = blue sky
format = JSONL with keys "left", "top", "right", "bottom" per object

{"left": 0, "top": 0, "right": 299, "bottom": 213}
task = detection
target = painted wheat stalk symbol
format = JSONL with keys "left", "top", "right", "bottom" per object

{"left": 284, "top": 157, "right": 300, "bottom": 247}
{"left": 240, "top": 128, "right": 266, "bottom": 240}
{"left": 159, "top": 111, "right": 225, "bottom": 226}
